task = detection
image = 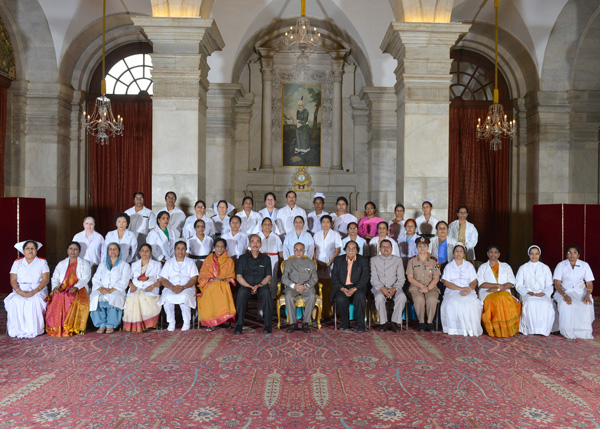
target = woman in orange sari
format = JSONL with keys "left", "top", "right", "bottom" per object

{"left": 477, "top": 245, "right": 521, "bottom": 337}
{"left": 197, "top": 238, "right": 236, "bottom": 331}
{"left": 46, "top": 242, "right": 92, "bottom": 336}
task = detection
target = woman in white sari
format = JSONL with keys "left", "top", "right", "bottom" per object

{"left": 123, "top": 244, "right": 162, "bottom": 333}
{"left": 553, "top": 245, "right": 595, "bottom": 339}
{"left": 6, "top": 240, "right": 50, "bottom": 338}
{"left": 440, "top": 244, "right": 482, "bottom": 337}
{"left": 147, "top": 210, "right": 179, "bottom": 263}
{"left": 515, "top": 245, "right": 557, "bottom": 336}
{"left": 331, "top": 197, "right": 357, "bottom": 239}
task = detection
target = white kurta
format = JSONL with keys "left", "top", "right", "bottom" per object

{"left": 448, "top": 220, "right": 478, "bottom": 260}
{"left": 332, "top": 213, "right": 358, "bottom": 239}
{"left": 146, "top": 227, "right": 179, "bottom": 262}
{"left": 158, "top": 257, "right": 199, "bottom": 308}
{"left": 340, "top": 235, "right": 368, "bottom": 256}
{"left": 415, "top": 214, "right": 439, "bottom": 236}
{"left": 89, "top": 261, "right": 131, "bottom": 311}
{"left": 283, "top": 231, "right": 315, "bottom": 259}
{"left": 211, "top": 214, "right": 231, "bottom": 237}
{"left": 237, "top": 210, "right": 263, "bottom": 235}
{"left": 154, "top": 207, "right": 186, "bottom": 235}
{"left": 73, "top": 231, "right": 105, "bottom": 267}
{"left": 477, "top": 261, "right": 516, "bottom": 302}
{"left": 314, "top": 229, "right": 342, "bottom": 278}
{"left": 187, "top": 235, "right": 214, "bottom": 258}
{"left": 307, "top": 211, "right": 329, "bottom": 235}
{"left": 103, "top": 230, "right": 138, "bottom": 263}
{"left": 51, "top": 257, "right": 92, "bottom": 292}
{"left": 128, "top": 259, "right": 162, "bottom": 297}
{"left": 553, "top": 259, "right": 595, "bottom": 339}
{"left": 258, "top": 208, "right": 282, "bottom": 235}
{"left": 259, "top": 231, "right": 283, "bottom": 297}
{"left": 276, "top": 205, "right": 308, "bottom": 234}
{"left": 388, "top": 219, "right": 405, "bottom": 242}
{"left": 441, "top": 260, "right": 482, "bottom": 337}
{"left": 6, "top": 257, "right": 50, "bottom": 338}
{"left": 221, "top": 231, "right": 249, "bottom": 258}
{"left": 398, "top": 233, "right": 420, "bottom": 267}
{"left": 515, "top": 261, "right": 557, "bottom": 336}
{"left": 125, "top": 206, "right": 156, "bottom": 251}
{"left": 369, "top": 236, "right": 400, "bottom": 258}
{"left": 182, "top": 215, "right": 216, "bottom": 239}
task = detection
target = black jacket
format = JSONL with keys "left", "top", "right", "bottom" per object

{"left": 330, "top": 253, "right": 370, "bottom": 300}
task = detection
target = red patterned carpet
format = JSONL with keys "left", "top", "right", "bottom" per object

{"left": 2, "top": 308, "right": 600, "bottom": 428}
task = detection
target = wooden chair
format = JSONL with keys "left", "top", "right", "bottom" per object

{"left": 276, "top": 256, "right": 323, "bottom": 329}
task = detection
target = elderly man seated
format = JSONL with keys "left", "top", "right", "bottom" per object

{"left": 331, "top": 240, "right": 370, "bottom": 332}
{"left": 281, "top": 242, "right": 318, "bottom": 333}
{"left": 235, "top": 234, "right": 273, "bottom": 334}
{"left": 370, "top": 239, "right": 407, "bottom": 332}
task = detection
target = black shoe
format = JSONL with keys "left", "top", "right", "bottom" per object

{"left": 391, "top": 323, "right": 401, "bottom": 333}
{"left": 263, "top": 327, "right": 272, "bottom": 334}
{"left": 378, "top": 324, "right": 387, "bottom": 332}
{"left": 427, "top": 323, "right": 436, "bottom": 332}
{"left": 418, "top": 323, "right": 427, "bottom": 332}
{"left": 286, "top": 324, "right": 297, "bottom": 333}
{"left": 301, "top": 323, "right": 311, "bottom": 333}
{"left": 234, "top": 327, "right": 243, "bottom": 335}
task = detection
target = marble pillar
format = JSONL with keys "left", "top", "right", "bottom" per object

{"left": 330, "top": 53, "right": 345, "bottom": 170}
{"left": 259, "top": 49, "right": 274, "bottom": 171}
{"left": 381, "top": 22, "right": 470, "bottom": 219}
{"left": 132, "top": 17, "right": 224, "bottom": 212}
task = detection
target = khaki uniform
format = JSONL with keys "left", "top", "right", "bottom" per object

{"left": 407, "top": 255, "right": 441, "bottom": 324}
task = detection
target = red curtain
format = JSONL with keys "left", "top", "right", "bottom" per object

{"left": 0, "top": 85, "right": 7, "bottom": 197}
{"left": 89, "top": 99, "right": 152, "bottom": 235}
{"left": 449, "top": 105, "right": 510, "bottom": 259}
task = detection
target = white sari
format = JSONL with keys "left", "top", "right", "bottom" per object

{"left": 515, "top": 261, "right": 557, "bottom": 336}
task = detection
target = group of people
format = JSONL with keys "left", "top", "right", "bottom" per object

{"left": 4, "top": 191, "right": 595, "bottom": 340}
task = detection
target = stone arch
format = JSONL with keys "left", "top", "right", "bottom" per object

{"left": 0, "top": 0, "right": 57, "bottom": 83}
{"left": 455, "top": 22, "right": 539, "bottom": 99}
{"left": 571, "top": 6, "right": 600, "bottom": 91}
{"left": 59, "top": 14, "right": 149, "bottom": 92}
{"left": 541, "top": 0, "right": 600, "bottom": 92}
{"left": 231, "top": 17, "right": 372, "bottom": 88}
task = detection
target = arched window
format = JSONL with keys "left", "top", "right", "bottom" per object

{"left": 450, "top": 50, "right": 510, "bottom": 104}
{"left": 105, "top": 53, "right": 153, "bottom": 95}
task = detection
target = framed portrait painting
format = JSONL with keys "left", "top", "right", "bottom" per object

{"left": 282, "top": 83, "right": 322, "bottom": 167}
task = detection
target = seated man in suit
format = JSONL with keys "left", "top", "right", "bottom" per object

{"left": 235, "top": 234, "right": 273, "bottom": 334}
{"left": 371, "top": 239, "right": 407, "bottom": 332}
{"left": 281, "top": 242, "right": 318, "bottom": 333}
{"left": 331, "top": 240, "right": 370, "bottom": 332}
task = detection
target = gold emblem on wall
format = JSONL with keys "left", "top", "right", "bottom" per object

{"left": 292, "top": 167, "right": 312, "bottom": 192}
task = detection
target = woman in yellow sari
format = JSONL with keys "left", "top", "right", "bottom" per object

{"left": 197, "top": 238, "right": 236, "bottom": 331}
{"left": 46, "top": 241, "right": 92, "bottom": 336}
{"left": 477, "top": 245, "right": 521, "bottom": 337}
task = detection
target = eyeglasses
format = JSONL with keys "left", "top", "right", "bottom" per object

{"left": 23, "top": 247, "right": 36, "bottom": 251}
{"left": 196, "top": 206, "right": 205, "bottom": 209}
{"left": 134, "top": 197, "right": 144, "bottom": 201}
{"left": 166, "top": 196, "right": 176, "bottom": 200}
{"left": 437, "top": 227, "right": 448, "bottom": 230}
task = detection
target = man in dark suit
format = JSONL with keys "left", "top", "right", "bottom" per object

{"left": 331, "top": 240, "right": 370, "bottom": 332}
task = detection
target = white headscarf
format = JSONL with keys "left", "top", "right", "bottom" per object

{"left": 524, "top": 245, "right": 545, "bottom": 292}
{"left": 14, "top": 240, "right": 43, "bottom": 255}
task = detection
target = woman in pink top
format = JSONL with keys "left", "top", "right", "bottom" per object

{"left": 357, "top": 201, "right": 384, "bottom": 240}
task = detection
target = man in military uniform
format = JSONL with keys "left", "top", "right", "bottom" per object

{"left": 406, "top": 236, "right": 441, "bottom": 332}
{"left": 370, "top": 239, "right": 406, "bottom": 332}
{"left": 281, "top": 242, "right": 318, "bottom": 333}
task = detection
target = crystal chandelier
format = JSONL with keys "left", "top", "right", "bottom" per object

{"left": 284, "top": 0, "right": 321, "bottom": 52}
{"left": 476, "top": 0, "right": 515, "bottom": 151}
{"left": 82, "top": 0, "right": 124, "bottom": 145}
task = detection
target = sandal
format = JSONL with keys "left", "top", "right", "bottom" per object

{"left": 205, "top": 326, "right": 215, "bottom": 332}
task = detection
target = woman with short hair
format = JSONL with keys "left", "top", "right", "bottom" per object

{"left": 46, "top": 241, "right": 92, "bottom": 337}
{"left": 440, "top": 244, "right": 482, "bottom": 337}
{"left": 103, "top": 212, "right": 138, "bottom": 263}
{"left": 123, "top": 244, "right": 162, "bottom": 333}
{"left": 6, "top": 240, "right": 50, "bottom": 338}
{"left": 553, "top": 245, "right": 595, "bottom": 339}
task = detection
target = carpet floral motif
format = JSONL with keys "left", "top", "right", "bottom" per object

{"left": 1, "top": 309, "right": 600, "bottom": 427}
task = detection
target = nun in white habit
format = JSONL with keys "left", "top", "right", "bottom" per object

{"left": 6, "top": 240, "right": 50, "bottom": 338}
{"left": 515, "top": 245, "right": 558, "bottom": 336}
{"left": 553, "top": 245, "right": 595, "bottom": 339}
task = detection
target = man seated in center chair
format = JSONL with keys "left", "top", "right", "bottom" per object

{"left": 331, "top": 240, "right": 370, "bottom": 332}
{"left": 281, "top": 242, "right": 318, "bottom": 333}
